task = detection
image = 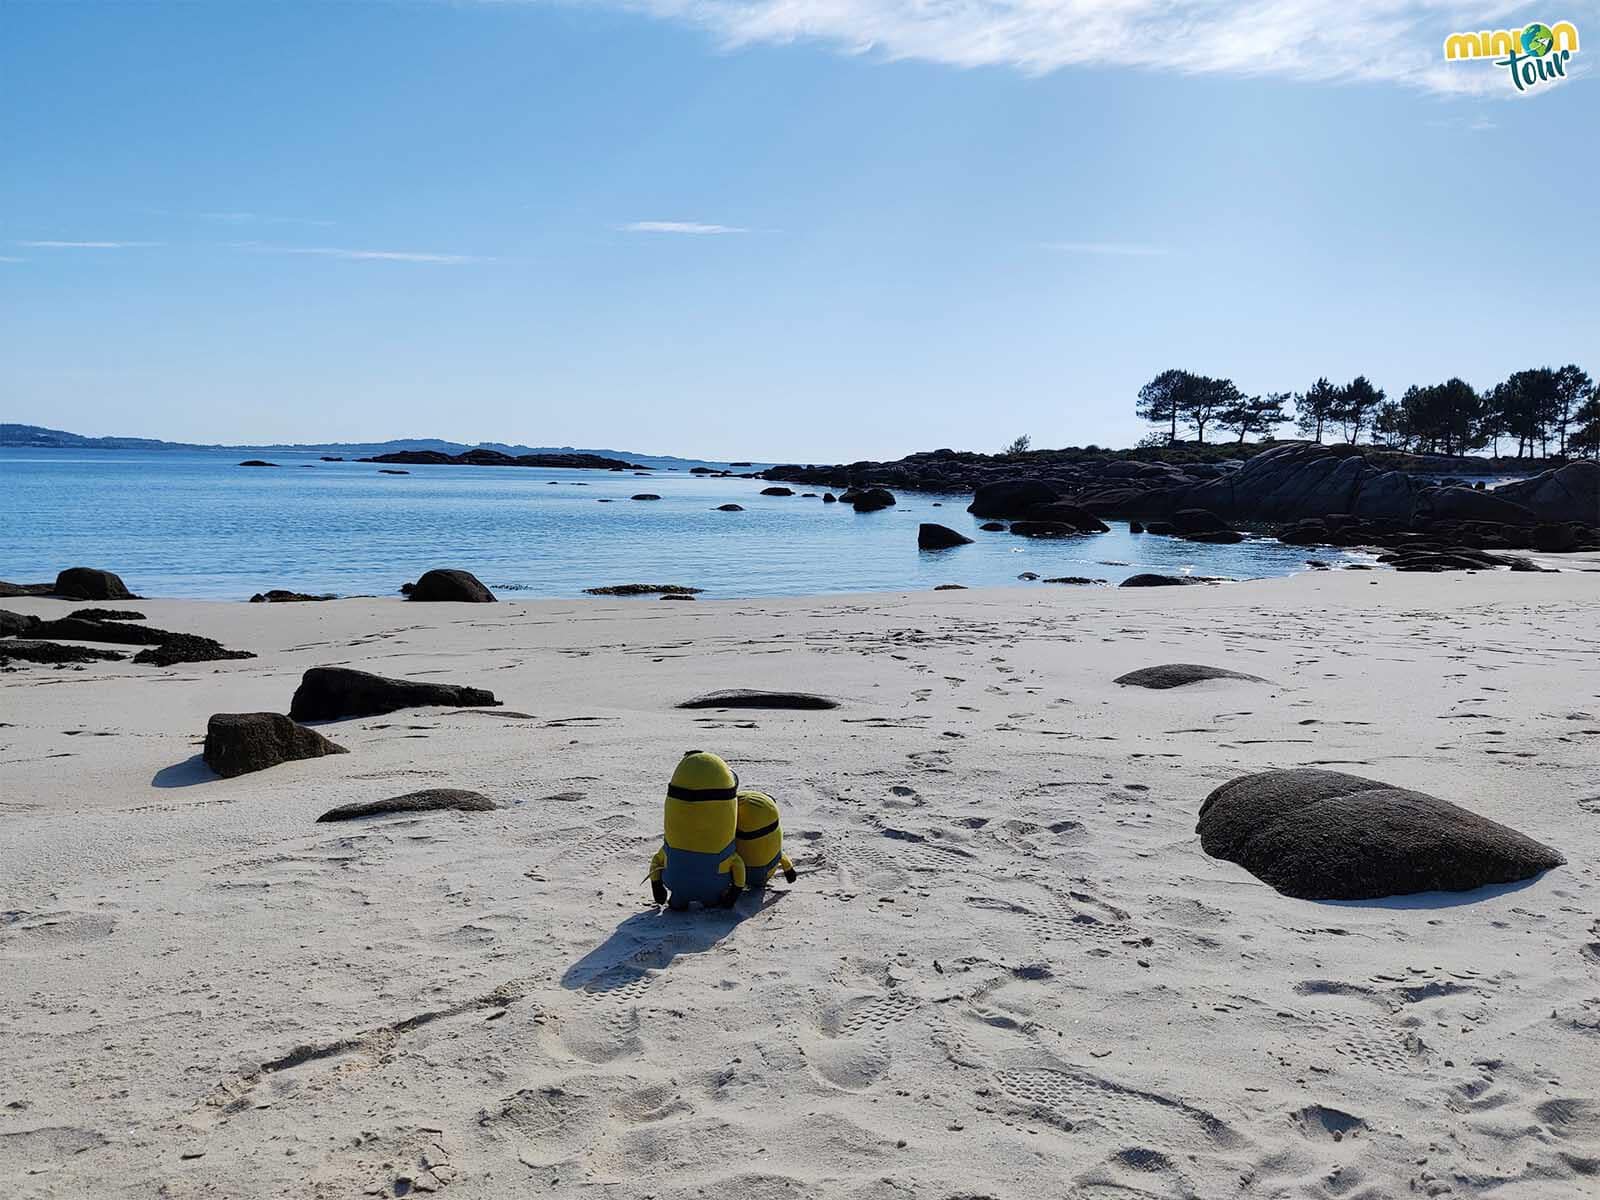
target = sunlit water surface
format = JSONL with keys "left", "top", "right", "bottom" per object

{"left": 0, "top": 449, "right": 1360, "bottom": 600}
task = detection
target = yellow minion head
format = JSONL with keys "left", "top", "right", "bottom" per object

{"left": 662, "top": 750, "right": 740, "bottom": 857}
{"left": 668, "top": 750, "right": 739, "bottom": 799}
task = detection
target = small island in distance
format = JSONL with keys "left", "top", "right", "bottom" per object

{"left": 0, "top": 423, "right": 748, "bottom": 474}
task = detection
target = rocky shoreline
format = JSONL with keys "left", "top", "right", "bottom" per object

{"left": 763, "top": 442, "right": 1600, "bottom": 561}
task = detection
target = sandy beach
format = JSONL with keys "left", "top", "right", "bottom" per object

{"left": 3, "top": 569, "right": 1598, "bottom": 1199}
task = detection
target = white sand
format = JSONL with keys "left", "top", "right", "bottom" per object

{"left": 2, "top": 569, "right": 1598, "bottom": 1198}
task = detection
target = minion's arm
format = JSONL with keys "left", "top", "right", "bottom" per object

{"left": 779, "top": 852, "right": 797, "bottom": 884}
{"left": 648, "top": 847, "right": 667, "bottom": 905}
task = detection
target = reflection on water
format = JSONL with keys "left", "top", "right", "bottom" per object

{"left": 0, "top": 449, "right": 1358, "bottom": 600}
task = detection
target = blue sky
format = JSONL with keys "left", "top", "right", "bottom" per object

{"left": 1, "top": 1, "right": 1595, "bottom": 461}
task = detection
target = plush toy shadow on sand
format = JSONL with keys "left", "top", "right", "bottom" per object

{"left": 648, "top": 752, "right": 798, "bottom": 910}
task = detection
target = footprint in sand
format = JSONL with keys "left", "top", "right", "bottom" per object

{"left": 810, "top": 989, "right": 937, "bottom": 1090}
{"left": 550, "top": 969, "right": 648, "bottom": 1064}
{"left": 994, "top": 1063, "right": 1242, "bottom": 1150}
{"left": 1285, "top": 980, "right": 1429, "bottom": 1075}
{"left": 1288, "top": 1103, "right": 1369, "bottom": 1142}
{"left": 481, "top": 1082, "right": 610, "bottom": 1173}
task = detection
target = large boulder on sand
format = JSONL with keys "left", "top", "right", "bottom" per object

{"left": 203, "top": 712, "right": 348, "bottom": 779}
{"left": 1115, "top": 664, "right": 1266, "bottom": 689}
{"left": 1196, "top": 768, "right": 1564, "bottom": 900}
{"left": 407, "top": 569, "right": 496, "bottom": 603}
{"left": 918, "top": 523, "right": 973, "bottom": 549}
{"left": 316, "top": 788, "right": 498, "bottom": 822}
{"left": 968, "top": 479, "right": 1061, "bottom": 520}
{"left": 53, "top": 567, "right": 136, "bottom": 601}
{"left": 289, "top": 666, "right": 500, "bottom": 721}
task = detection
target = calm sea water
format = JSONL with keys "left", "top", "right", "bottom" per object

{"left": 0, "top": 448, "right": 1356, "bottom": 600}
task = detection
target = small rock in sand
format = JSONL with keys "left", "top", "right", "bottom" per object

{"left": 0, "top": 639, "right": 123, "bottom": 665}
{"left": 30, "top": 617, "right": 168, "bottom": 645}
{"left": 203, "top": 712, "right": 348, "bottom": 778}
{"left": 133, "top": 635, "right": 256, "bottom": 667}
{"left": 678, "top": 689, "right": 839, "bottom": 710}
{"left": 1120, "top": 573, "right": 1200, "bottom": 587}
{"left": 316, "top": 788, "right": 497, "bottom": 822}
{"left": 0, "top": 609, "right": 40, "bottom": 637}
{"left": 289, "top": 666, "right": 500, "bottom": 721}
{"left": 249, "top": 590, "right": 336, "bottom": 603}
{"left": 67, "top": 608, "right": 146, "bottom": 621}
{"left": 1115, "top": 664, "right": 1267, "bottom": 689}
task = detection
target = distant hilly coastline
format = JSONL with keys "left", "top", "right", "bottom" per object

{"left": 0, "top": 424, "right": 762, "bottom": 473}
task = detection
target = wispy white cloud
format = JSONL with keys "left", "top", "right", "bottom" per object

{"left": 202, "top": 211, "right": 335, "bottom": 227}
{"left": 551, "top": 1, "right": 1581, "bottom": 96}
{"left": 16, "top": 240, "right": 164, "bottom": 248}
{"left": 0, "top": 255, "right": 26, "bottom": 263}
{"left": 1425, "top": 113, "right": 1499, "bottom": 130}
{"left": 1043, "top": 241, "right": 1168, "bottom": 257}
{"left": 236, "top": 243, "right": 490, "bottom": 264}
{"left": 622, "top": 221, "right": 749, "bottom": 234}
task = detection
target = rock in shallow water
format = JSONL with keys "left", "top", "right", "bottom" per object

{"left": 203, "top": 712, "right": 348, "bottom": 778}
{"left": 316, "top": 788, "right": 497, "bottom": 822}
{"left": 289, "top": 666, "right": 500, "bottom": 721}
{"left": 1115, "top": 663, "right": 1266, "bottom": 689}
{"left": 918, "top": 523, "right": 973, "bottom": 549}
{"left": 967, "top": 479, "right": 1060, "bottom": 520}
{"left": 848, "top": 487, "right": 897, "bottom": 512}
{"left": 1196, "top": 768, "right": 1564, "bottom": 900}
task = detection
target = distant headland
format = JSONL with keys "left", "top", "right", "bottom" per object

{"left": 0, "top": 424, "right": 748, "bottom": 473}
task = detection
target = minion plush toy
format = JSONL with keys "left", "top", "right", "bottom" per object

{"left": 735, "top": 789, "right": 797, "bottom": 889}
{"left": 648, "top": 751, "right": 746, "bottom": 910}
